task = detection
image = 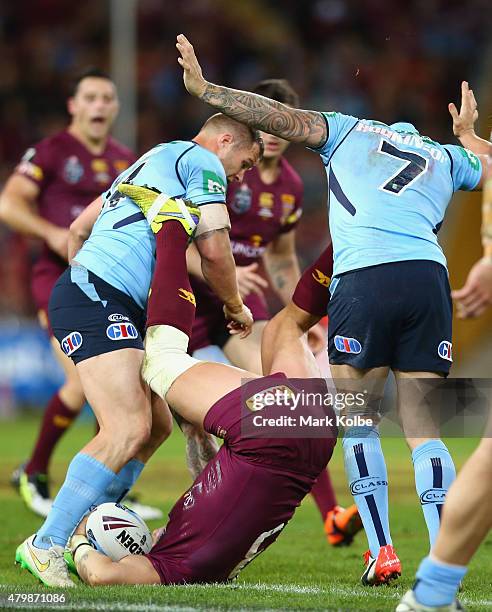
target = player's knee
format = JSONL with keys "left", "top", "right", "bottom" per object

{"left": 59, "top": 382, "right": 86, "bottom": 412}
{"left": 127, "top": 419, "right": 152, "bottom": 456}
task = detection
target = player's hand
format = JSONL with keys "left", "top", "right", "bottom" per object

{"left": 74, "top": 515, "right": 89, "bottom": 536}
{"left": 307, "top": 321, "right": 326, "bottom": 355}
{"left": 46, "top": 225, "right": 69, "bottom": 261}
{"left": 448, "top": 81, "right": 478, "bottom": 138}
{"left": 236, "top": 263, "right": 269, "bottom": 298}
{"left": 176, "top": 34, "right": 208, "bottom": 98}
{"left": 452, "top": 257, "right": 492, "bottom": 318}
{"left": 223, "top": 301, "right": 254, "bottom": 339}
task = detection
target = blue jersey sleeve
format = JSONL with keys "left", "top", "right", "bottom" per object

{"left": 309, "top": 112, "right": 359, "bottom": 164}
{"left": 443, "top": 145, "right": 482, "bottom": 191}
{"left": 179, "top": 146, "right": 227, "bottom": 206}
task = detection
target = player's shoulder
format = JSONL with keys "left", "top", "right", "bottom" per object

{"left": 105, "top": 136, "right": 135, "bottom": 161}
{"left": 279, "top": 157, "right": 303, "bottom": 188}
{"left": 28, "top": 130, "right": 69, "bottom": 155}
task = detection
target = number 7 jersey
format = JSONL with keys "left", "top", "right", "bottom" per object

{"left": 311, "top": 114, "right": 482, "bottom": 276}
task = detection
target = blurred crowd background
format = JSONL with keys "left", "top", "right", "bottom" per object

{"left": 0, "top": 0, "right": 491, "bottom": 405}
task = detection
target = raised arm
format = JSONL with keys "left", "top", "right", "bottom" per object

{"left": 449, "top": 81, "right": 492, "bottom": 156}
{"left": 176, "top": 34, "right": 327, "bottom": 149}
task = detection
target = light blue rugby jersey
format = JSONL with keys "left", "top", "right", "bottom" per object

{"left": 75, "top": 141, "right": 227, "bottom": 309}
{"left": 311, "top": 114, "right": 482, "bottom": 276}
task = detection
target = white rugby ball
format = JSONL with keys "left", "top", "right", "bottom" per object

{"left": 85, "top": 502, "right": 152, "bottom": 561}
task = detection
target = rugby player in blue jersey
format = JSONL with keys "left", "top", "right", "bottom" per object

{"left": 15, "top": 112, "right": 262, "bottom": 587}
{"left": 176, "top": 34, "right": 488, "bottom": 586}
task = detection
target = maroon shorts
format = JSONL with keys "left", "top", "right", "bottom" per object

{"left": 31, "top": 256, "right": 66, "bottom": 335}
{"left": 146, "top": 375, "right": 337, "bottom": 584}
{"left": 189, "top": 276, "right": 269, "bottom": 353}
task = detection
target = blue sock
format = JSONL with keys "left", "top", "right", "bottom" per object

{"left": 343, "top": 426, "right": 391, "bottom": 557}
{"left": 94, "top": 459, "right": 145, "bottom": 505}
{"left": 414, "top": 555, "right": 467, "bottom": 607}
{"left": 35, "top": 453, "right": 116, "bottom": 549}
{"left": 412, "top": 440, "right": 456, "bottom": 547}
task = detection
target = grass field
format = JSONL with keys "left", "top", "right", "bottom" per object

{"left": 1, "top": 415, "right": 491, "bottom": 611}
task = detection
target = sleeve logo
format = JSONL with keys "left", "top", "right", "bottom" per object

{"left": 202, "top": 170, "right": 226, "bottom": 195}
{"left": 458, "top": 147, "right": 480, "bottom": 171}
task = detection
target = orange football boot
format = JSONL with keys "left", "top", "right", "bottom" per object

{"left": 324, "top": 504, "right": 363, "bottom": 546}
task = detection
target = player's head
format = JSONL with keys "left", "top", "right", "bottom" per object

{"left": 199, "top": 113, "right": 263, "bottom": 183}
{"left": 67, "top": 68, "right": 120, "bottom": 143}
{"left": 252, "top": 79, "right": 299, "bottom": 159}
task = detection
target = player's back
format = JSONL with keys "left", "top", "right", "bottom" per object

{"left": 75, "top": 140, "right": 226, "bottom": 309}
{"left": 315, "top": 115, "right": 482, "bottom": 276}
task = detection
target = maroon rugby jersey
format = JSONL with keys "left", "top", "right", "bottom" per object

{"left": 14, "top": 130, "right": 135, "bottom": 310}
{"left": 226, "top": 157, "right": 303, "bottom": 265}
{"left": 292, "top": 244, "right": 333, "bottom": 317}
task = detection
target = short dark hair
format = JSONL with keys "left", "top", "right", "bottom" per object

{"left": 70, "top": 67, "right": 113, "bottom": 97}
{"left": 202, "top": 113, "right": 264, "bottom": 159}
{"left": 252, "top": 79, "right": 299, "bottom": 107}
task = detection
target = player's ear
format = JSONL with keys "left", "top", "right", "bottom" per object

{"left": 67, "top": 97, "right": 76, "bottom": 117}
{"left": 218, "top": 132, "right": 234, "bottom": 148}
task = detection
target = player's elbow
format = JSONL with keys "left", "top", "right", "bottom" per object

{"left": 69, "top": 218, "right": 88, "bottom": 243}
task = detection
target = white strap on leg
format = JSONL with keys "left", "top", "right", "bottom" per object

{"left": 146, "top": 192, "right": 171, "bottom": 225}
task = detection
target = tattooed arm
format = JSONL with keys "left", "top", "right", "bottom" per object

{"left": 176, "top": 34, "right": 328, "bottom": 149}
{"left": 263, "top": 231, "right": 300, "bottom": 305}
{"left": 72, "top": 538, "right": 160, "bottom": 586}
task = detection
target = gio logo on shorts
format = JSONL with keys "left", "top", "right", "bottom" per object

{"left": 106, "top": 322, "right": 138, "bottom": 341}
{"left": 61, "top": 332, "right": 83, "bottom": 356}
{"left": 437, "top": 340, "right": 453, "bottom": 362}
{"left": 334, "top": 335, "right": 362, "bottom": 354}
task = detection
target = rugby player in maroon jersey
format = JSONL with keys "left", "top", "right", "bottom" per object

{"left": 0, "top": 68, "right": 162, "bottom": 520}
{"left": 69, "top": 219, "right": 341, "bottom": 586}
{"left": 186, "top": 79, "right": 360, "bottom": 547}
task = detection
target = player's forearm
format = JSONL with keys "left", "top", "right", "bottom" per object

{"left": 482, "top": 175, "right": 492, "bottom": 258}
{"left": 201, "top": 253, "right": 242, "bottom": 311}
{"left": 186, "top": 241, "right": 206, "bottom": 281}
{"left": 74, "top": 543, "right": 116, "bottom": 586}
{"left": 263, "top": 252, "right": 301, "bottom": 305}
{"left": 198, "top": 83, "right": 327, "bottom": 147}
{"left": 196, "top": 229, "right": 243, "bottom": 310}
{"left": 0, "top": 193, "right": 54, "bottom": 240}
{"left": 457, "top": 131, "right": 492, "bottom": 156}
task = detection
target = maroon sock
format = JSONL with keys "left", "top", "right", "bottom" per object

{"left": 25, "top": 393, "right": 77, "bottom": 475}
{"left": 311, "top": 468, "right": 337, "bottom": 520}
{"left": 146, "top": 221, "right": 195, "bottom": 338}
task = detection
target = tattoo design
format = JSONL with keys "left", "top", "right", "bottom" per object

{"left": 76, "top": 550, "right": 92, "bottom": 583}
{"left": 201, "top": 84, "right": 327, "bottom": 148}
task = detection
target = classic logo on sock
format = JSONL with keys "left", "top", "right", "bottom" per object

{"left": 419, "top": 488, "right": 447, "bottom": 504}
{"left": 437, "top": 341, "right": 453, "bottom": 361}
{"left": 61, "top": 331, "right": 83, "bottom": 356}
{"left": 350, "top": 476, "right": 388, "bottom": 495}
{"left": 106, "top": 322, "right": 138, "bottom": 340}
{"left": 27, "top": 541, "right": 50, "bottom": 572}
{"left": 334, "top": 335, "right": 362, "bottom": 354}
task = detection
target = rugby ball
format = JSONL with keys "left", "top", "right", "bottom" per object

{"left": 85, "top": 502, "right": 152, "bottom": 561}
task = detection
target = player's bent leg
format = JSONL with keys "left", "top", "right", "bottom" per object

{"left": 76, "top": 349, "right": 152, "bottom": 470}
{"left": 18, "top": 337, "right": 87, "bottom": 518}
{"left": 18, "top": 348, "right": 152, "bottom": 589}
{"left": 223, "top": 320, "right": 267, "bottom": 374}
{"left": 395, "top": 371, "right": 457, "bottom": 549}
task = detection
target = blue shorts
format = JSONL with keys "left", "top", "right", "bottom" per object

{"left": 327, "top": 260, "right": 453, "bottom": 374}
{"left": 49, "top": 265, "right": 145, "bottom": 365}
